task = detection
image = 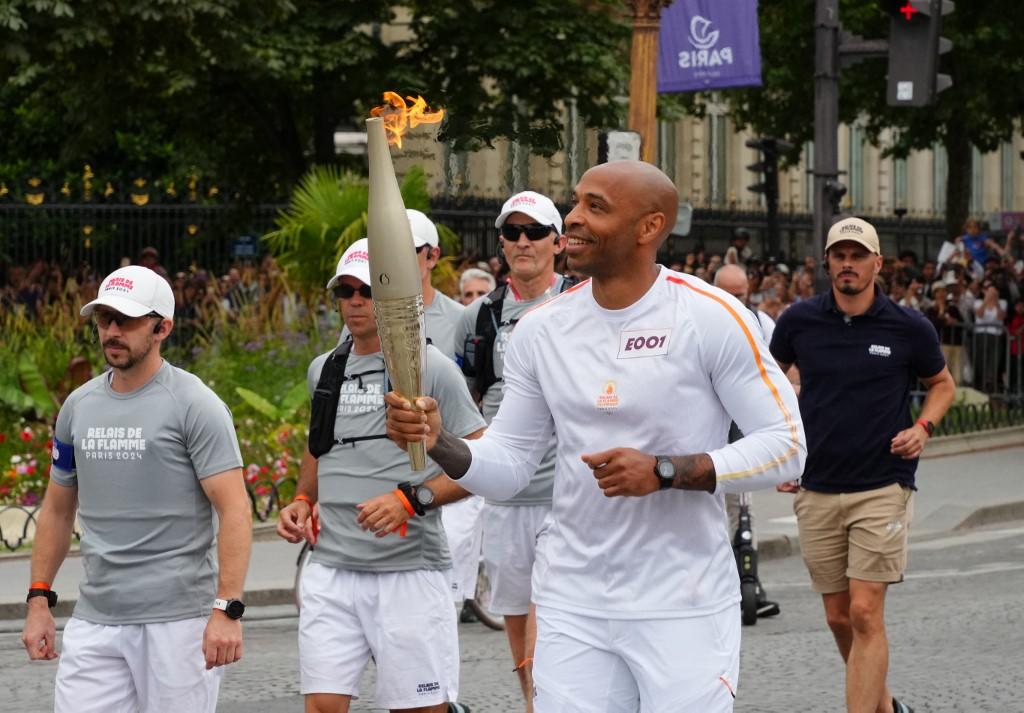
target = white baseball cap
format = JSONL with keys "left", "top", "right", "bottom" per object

{"left": 407, "top": 209, "right": 439, "bottom": 249}
{"left": 494, "top": 191, "right": 563, "bottom": 233}
{"left": 327, "top": 238, "right": 371, "bottom": 290}
{"left": 81, "top": 265, "right": 175, "bottom": 319}
{"left": 825, "top": 217, "right": 881, "bottom": 254}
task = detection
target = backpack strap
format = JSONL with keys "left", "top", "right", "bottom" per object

{"left": 307, "top": 338, "right": 354, "bottom": 458}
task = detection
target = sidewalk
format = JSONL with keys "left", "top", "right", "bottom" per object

{"left": 2, "top": 434, "right": 1021, "bottom": 620}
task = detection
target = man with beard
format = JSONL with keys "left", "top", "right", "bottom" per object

{"left": 386, "top": 161, "right": 805, "bottom": 712}
{"left": 22, "top": 265, "right": 251, "bottom": 713}
{"left": 770, "top": 217, "right": 955, "bottom": 713}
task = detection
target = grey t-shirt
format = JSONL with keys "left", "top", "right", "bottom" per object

{"left": 306, "top": 344, "right": 485, "bottom": 572}
{"left": 454, "top": 277, "right": 571, "bottom": 506}
{"left": 50, "top": 361, "right": 243, "bottom": 625}
{"left": 424, "top": 290, "right": 465, "bottom": 361}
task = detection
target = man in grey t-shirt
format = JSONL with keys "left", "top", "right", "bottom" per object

{"left": 21, "top": 265, "right": 251, "bottom": 713}
{"left": 276, "top": 239, "right": 484, "bottom": 713}
{"left": 453, "top": 190, "right": 571, "bottom": 711}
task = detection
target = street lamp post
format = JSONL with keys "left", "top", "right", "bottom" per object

{"left": 627, "top": 0, "right": 672, "bottom": 164}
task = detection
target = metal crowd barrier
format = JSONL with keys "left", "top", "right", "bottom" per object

{"left": 930, "top": 322, "right": 1023, "bottom": 405}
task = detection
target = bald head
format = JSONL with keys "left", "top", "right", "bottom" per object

{"left": 713, "top": 263, "right": 749, "bottom": 303}
{"left": 583, "top": 161, "right": 678, "bottom": 242}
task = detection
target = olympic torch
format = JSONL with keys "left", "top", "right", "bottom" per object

{"left": 365, "top": 93, "right": 444, "bottom": 471}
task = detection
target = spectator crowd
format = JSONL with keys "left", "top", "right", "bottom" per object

{"left": 3, "top": 217, "right": 1023, "bottom": 397}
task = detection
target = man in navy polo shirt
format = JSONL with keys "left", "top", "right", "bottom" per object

{"left": 771, "top": 217, "right": 955, "bottom": 713}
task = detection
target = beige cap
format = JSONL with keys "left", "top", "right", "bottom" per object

{"left": 825, "top": 217, "right": 880, "bottom": 254}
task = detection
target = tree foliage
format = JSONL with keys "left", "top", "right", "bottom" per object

{"left": 676, "top": 0, "right": 1024, "bottom": 235}
{"left": 0, "top": 0, "right": 630, "bottom": 200}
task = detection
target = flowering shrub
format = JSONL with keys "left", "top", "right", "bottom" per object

{"left": 0, "top": 300, "right": 333, "bottom": 510}
{"left": 0, "top": 423, "right": 54, "bottom": 506}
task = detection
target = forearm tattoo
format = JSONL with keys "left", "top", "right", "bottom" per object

{"left": 427, "top": 430, "right": 473, "bottom": 480}
{"left": 670, "top": 454, "right": 717, "bottom": 492}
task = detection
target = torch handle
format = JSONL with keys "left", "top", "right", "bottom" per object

{"left": 407, "top": 441, "right": 427, "bottom": 471}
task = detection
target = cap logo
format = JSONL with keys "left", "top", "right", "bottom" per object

{"left": 345, "top": 250, "right": 369, "bottom": 264}
{"left": 839, "top": 224, "right": 864, "bottom": 235}
{"left": 512, "top": 196, "right": 537, "bottom": 207}
{"left": 105, "top": 277, "right": 135, "bottom": 293}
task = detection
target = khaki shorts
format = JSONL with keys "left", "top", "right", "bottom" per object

{"left": 794, "top": 483, "right": 914, "bottom": 594}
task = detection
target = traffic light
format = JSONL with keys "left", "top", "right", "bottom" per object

{"left": 746, "top": 137, "right": 794, "bottom": 259}
{"left": 884, "top": 0, "right": 953, "bottom": 107}
{"left": 745, "top": 137, "right": 793, "bottom": 205}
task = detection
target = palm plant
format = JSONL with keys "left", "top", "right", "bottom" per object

{"left": 264, "top": 165, "right": 461, "bottom": 296}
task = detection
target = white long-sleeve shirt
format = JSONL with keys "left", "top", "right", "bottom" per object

{"left": 460, "top": 267, "right": 805, "bottom": 619}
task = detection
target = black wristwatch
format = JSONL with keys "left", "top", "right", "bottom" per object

{"left": 212, "top": 598, "right": 246, "bottom": 620}
{"left": 398, "top": 481, "right": 433, "bottom": 516}
{"left": 654, "top": 456, "right": 676, "bottom": 490}
{"left": 27, "top": 588, "right": 58, "bottom": 608}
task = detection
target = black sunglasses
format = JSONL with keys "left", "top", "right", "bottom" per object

{"left": 93, "top": 310, "right": 162, "bottom": 328}
{"left": 333, "top": 283, "right": 372, "bottom": 300}
{"left": 500, "top": 223, "right": 556, "bottom": 242}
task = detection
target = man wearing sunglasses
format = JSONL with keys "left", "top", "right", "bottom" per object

{"left": 277, "top": 239, "right": 484, "bottom": 713}
{"left": 452, "top": 190, "right": 570, "bottom": 711}
{"left": 22, "top": 265, "right": 251, "bottom": 713}
{"left": 387, "top": 161, "right": 805, "bottom": 713}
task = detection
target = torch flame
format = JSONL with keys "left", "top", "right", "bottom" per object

{"left": 370, "top": 91, "right": 445, "bottom": 148}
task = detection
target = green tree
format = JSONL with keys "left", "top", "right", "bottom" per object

{"left": 678, "top": 0, "right": 1024, "bottom": 237}
{"left": 0, "top": 0, "right": 630, "bottom": 198}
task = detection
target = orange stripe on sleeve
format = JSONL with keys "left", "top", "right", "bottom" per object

{"left": 666, "top": 275, "right": 801, "bottom": 481}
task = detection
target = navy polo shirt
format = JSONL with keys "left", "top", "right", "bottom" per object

{"left": 770, "top": 287, "right": 945, "bottom": 493}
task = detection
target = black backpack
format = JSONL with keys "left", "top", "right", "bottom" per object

{"left": 307, "top": 338, "right": 389, "bottom": 458}
{"left": 461, "top": 276, "right": 578, "bottom": 400}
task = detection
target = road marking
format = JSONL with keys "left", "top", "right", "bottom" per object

{"left": 908, "top": 526, "right": 1024, "bottom": 551}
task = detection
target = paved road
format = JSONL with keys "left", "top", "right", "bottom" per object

{"left": 2, "top": 523, "right": 1022, "bottom": 713}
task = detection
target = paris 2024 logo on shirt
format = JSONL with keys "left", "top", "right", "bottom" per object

{"left": 79, "top": 427, "right": 147, "bottom": 461}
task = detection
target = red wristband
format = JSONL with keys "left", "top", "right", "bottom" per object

{"left": 29, "top": 581, "right": 51, "bottom": 592}
{"left": 915, "top": 418, "right": 934, "bottom": 436}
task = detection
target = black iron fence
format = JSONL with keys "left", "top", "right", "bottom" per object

{"left": 1, "top": 200, "right": 951, "bottom": 278}
{"left": 0, "top": 203, "right": 284, "bottom": 277}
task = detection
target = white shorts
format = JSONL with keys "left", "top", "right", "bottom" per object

{"left": 481, "top": 503, "right": 551, "bottom": 615}
{"left": 298, "top": 562, "right": 459, "bottom": 708}
{"left": 533, "top": 605, "right": 740, "bottom": 713}
{"left": 441, "top": 495, "right": 484, "bottom": 602}
{"left": 55, "top": 616, "right": 222, "bottom": 713}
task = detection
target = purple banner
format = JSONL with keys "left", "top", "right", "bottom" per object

{"left": 657, "top": 0, "right": 763, "bottom": 93}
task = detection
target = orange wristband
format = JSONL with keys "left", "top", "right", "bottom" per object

{"left": 29, "top": 581, "right": 51, "bottom": 591}
{"left": 394, "top": 488, "right": 416, "bottom": 517}
{"left": 392, "top": 489, "right": 415, "bottom": 538}
{"left": 293, "top": 494, "right": 312, "bottom": 505}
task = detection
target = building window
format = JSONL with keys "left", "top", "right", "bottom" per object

{"left": 933, "top": 143, "right": 947, "bottom": 215}
{"left": 658, "top": 120, "right": 677, "bottom": 183}
{"left": 1001, "top": 142, "right": 1013, "bottom": 210}
{"left": 804, "top": 141, "right": 814, "bottom": 212}
{"left": 565, "top": 98, "right": 587, "bottom": 195}
{"left": 970, "top": 146, "right": 983, "bottom": 215}
{"left": 442, "top": 142, "right": 469, "bottom": 197}
{"left": 849, "top": 125, "right": 864, "bottom": 211}
{"left": 892, "top": 157, "right": 908, "bottom": 211}
{"left": 708, "top": 114, "right": 727, "bottom": 206}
